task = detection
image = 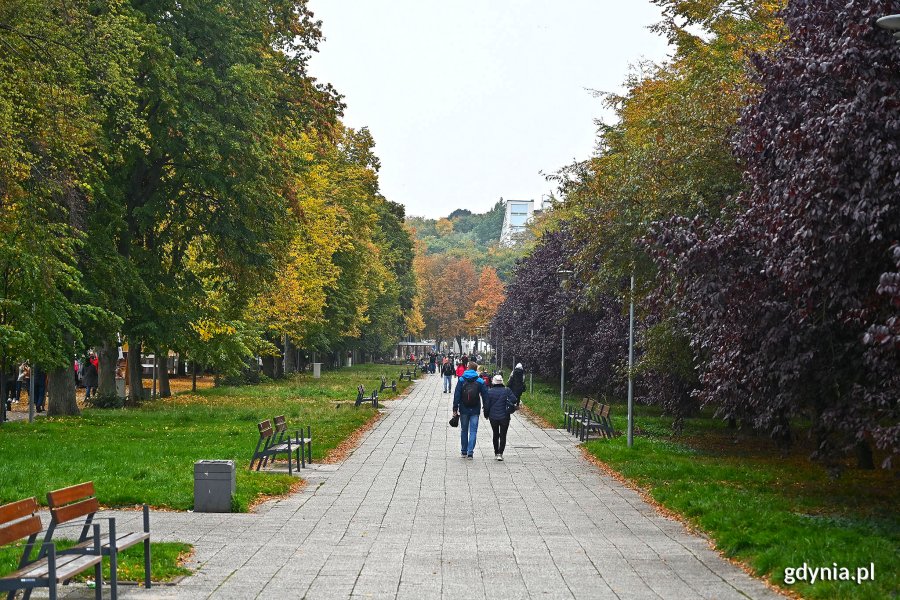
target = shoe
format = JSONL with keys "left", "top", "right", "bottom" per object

{"left": 467, "top": 454, "right": 474, "bottom": 459}
{"left": 498, "top": 455, "right": 504, "bottom": 461}
{"left": 461, "top": 453, "right": 467, "bottom": 458}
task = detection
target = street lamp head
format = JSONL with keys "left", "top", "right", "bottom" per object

{"left": 877, "top": 15, "right": 900, "bottom": 41}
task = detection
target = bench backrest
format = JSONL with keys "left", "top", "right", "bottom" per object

{"left": 47, "top": 482, "right": 99, "bottom": 526}
{"left": 581, "top": 399, "right": 591, "bottom": 410}
{"left": 0, "top": 498, "right": 41, "bottom": 547}
{"left": 258, "top": 419, "right": 274, "bottom": 440}
{"left": 273, "top": 415, "right": 287, "bottom": 434}
{"left": 600, "top": 404, "right": 610, "bottom": 418}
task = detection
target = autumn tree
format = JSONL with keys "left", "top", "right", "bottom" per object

{"left": 466, "top": 267, "right": 505, "bottom": 351}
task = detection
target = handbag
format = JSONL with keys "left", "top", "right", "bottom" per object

{"left": 449, "top": 414, "right": 460, "bottom": 427}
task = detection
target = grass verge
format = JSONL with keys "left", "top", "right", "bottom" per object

{"left": 0, "top": 540, "right": 192, "bottom": 581}
{"left": 520, "top": 379, "right": 898, "bottom": 600}
{"left": 0, "top": 363, "right": 413, "bottom": 512}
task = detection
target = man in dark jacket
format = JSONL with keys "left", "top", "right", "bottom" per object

{"left": 484, "top": 374, "right": 519, "bottom": 461}
{"left": 452, "top": 361, "right": 488, "bottom": 458}
{"left": 508, "top": 363, "right": 526, "bottom": 400}
{"left": 441, "top": 358, "right": 455, "bottom": 393}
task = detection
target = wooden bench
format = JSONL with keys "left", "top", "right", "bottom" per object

{"left": 0, "top": 497, "right": 104, "bottom": 600}
{"left": 579, "top": 403, "right": 615, "bottom": 441}
{"left": 378, "top": 376, "right": 397, "bottom": 393}
{"left": 41, "top": 482, "right": 151, "bottom": 598}
{"left": 273, "top": 415, "right": 312, "bottom": 468}
{"left": 572, "top": 400, "right": 599, "bottom": 439}
{"left": 564, "top": 399, "right": 590, "bottom": 433}
{"left": 250, "top": 419, "right": 301, "bottom": 474}
{"left": 355, "top": 385, "right": 378, "bottom": 408}
{"left": 398, "top": 369, "right": 412, "bottom": 382}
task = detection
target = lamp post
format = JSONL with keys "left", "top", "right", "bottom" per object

{"left": 556, "top": 268, "right": 573, "bottom": 410}
{"left": 627, "top": 275, "right": 635, "bottom": 449}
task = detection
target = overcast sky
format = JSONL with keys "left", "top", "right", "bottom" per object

{"left": 307, "top": 1, "right": 672, "bottom": 220}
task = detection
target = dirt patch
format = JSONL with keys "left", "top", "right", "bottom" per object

{"left": 248, "top": 479, "right": 306, "bottom": 512}
{"left": 520, "top": 404, "right": 554, "bottom": 429}
{"left": 323, "top": 411, "right": 384, "bottom": 464}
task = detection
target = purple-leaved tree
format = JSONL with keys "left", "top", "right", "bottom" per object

{"left": 651, "top": 0, "right": 900, "bottom": 468}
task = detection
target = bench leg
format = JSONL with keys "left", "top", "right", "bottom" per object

{"left": 48, "top": 546, "right": 57, "bottom": 600}
{"left": 287, "top": 439, "right": 293, "bottom": 475}
{"left": 300, "top": 432, "right": 306, "bottom": 468}
{"left": 143, "top": 505, "right": 152, "bottom": 589}
{"left": 109, "top": 518, "right": 118, "bottom": 600}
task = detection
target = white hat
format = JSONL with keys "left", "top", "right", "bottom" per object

{"left": 492, "top": 374, "right": 504, "bottom": 385}
{"left": 515, "top": 363, "right": 523, "bottom": 370}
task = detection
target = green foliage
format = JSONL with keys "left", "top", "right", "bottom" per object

{"left": 0, "top": 0, "right": 416, "bottom": 389}
{"left": 84, "top": 393, "right": 126, "bottom": 409}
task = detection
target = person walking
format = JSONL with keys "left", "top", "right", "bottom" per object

{"left": 483, "top": 373, "right": 520, "bottom": 461}
{"left": 32, "top": 365, "right": 46, "bottom": 412}
{"left": 83, "top": 355, "right": 99, "bottom": 400}
{"left": 508, "top": 363, "right": 526, "bottom": 400}
{"left": 455, "top": 361, "right": 464, "bottom": 378}
{"left": 453, "top": 361, "right": 488, "bottom": 459}
{"left": 16, "top": 361, "right": 26, "bottom": 403}
{"left": 20, "top": 362, "right": 30, "bottom": 407}
{"left": 441, "top": 358, "right": 454, "bottom": 393}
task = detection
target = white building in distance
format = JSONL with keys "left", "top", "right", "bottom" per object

{"left": 500, "top": 199, "right": 536, "bottom": 247}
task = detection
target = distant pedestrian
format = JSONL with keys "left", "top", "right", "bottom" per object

{"left": 455, "top": 362, "right": 464, "bottom": 378}
{"left": 16, "top": 361, "right": 27, "bottom": 402}
{"left": 453, "top": 361, "right": 488, "bottom": 458}
{"left": 508, "top": 363, "right": 526, "bottom": 400}
{"left": 441, "top": 358, "right": 454, "bottom": 393}
{"left": 83, "top": 355, "right": 99, "bottom": 399}
{"left": 483, "top": 373, "right": 520, "bottom": 461}
{"left": 21, "top": 362, "right": 30, "bottom": 405}
{"left": 32, "top": 365, "right": 46, "bottom": 412}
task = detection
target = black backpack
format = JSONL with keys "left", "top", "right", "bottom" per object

{"left": 461, "top": 378, "right": 481, "bottom": 408}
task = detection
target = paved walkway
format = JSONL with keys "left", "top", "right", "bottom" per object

{"left": 37, "top": 374, "right": 781, "bottom": 599}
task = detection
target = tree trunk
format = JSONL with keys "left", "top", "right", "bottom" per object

{"left": 157, "top": 350, "right": 171, "bottom": 398}
{"left": 0, "top": 355, "right": 8, "bottom": 424}
{"left": 274, "top": 341, "right": 284, "bottom": 379}
{"left": 455, "top": 336, "right": 463, "bottom": 358}
{"left": 127, "top": 342, "right": 144, "bottom": 405}
{"left": 98, "top": 338, "right": 117, "bottom": 397}
{"left": 176, "top": 355, "right": 187, "bottom": 376}
{"left": 192, "top": 362, "right": 198, "bottom": 392}
{"left": 48, "top": 365, "right": 79, "bottom": 416}
{"left": 284, "top": 337, "right": 296, "bottom": 375}
{"left": 262, "top": 355, "right": 275, "bottom": 379}
{"left": 855, "top": 440, "right": 875, "bottom": 470}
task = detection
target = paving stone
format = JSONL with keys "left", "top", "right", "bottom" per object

{"left": 37, "top": 372, "right": 784, "bottom": 599}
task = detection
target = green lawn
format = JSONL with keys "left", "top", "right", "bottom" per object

{"left": 521, "top": 379, "right": 898, "bottom": 600}
{"left": 0, "top": 540, "right": 192, "bottom": 582}
{"left": 0, "top": 363, "right": 413, "bottom": 512}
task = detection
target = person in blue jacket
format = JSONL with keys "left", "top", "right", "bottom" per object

{"left": 452, "top": 361, "right": 488, "bottom": 458}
